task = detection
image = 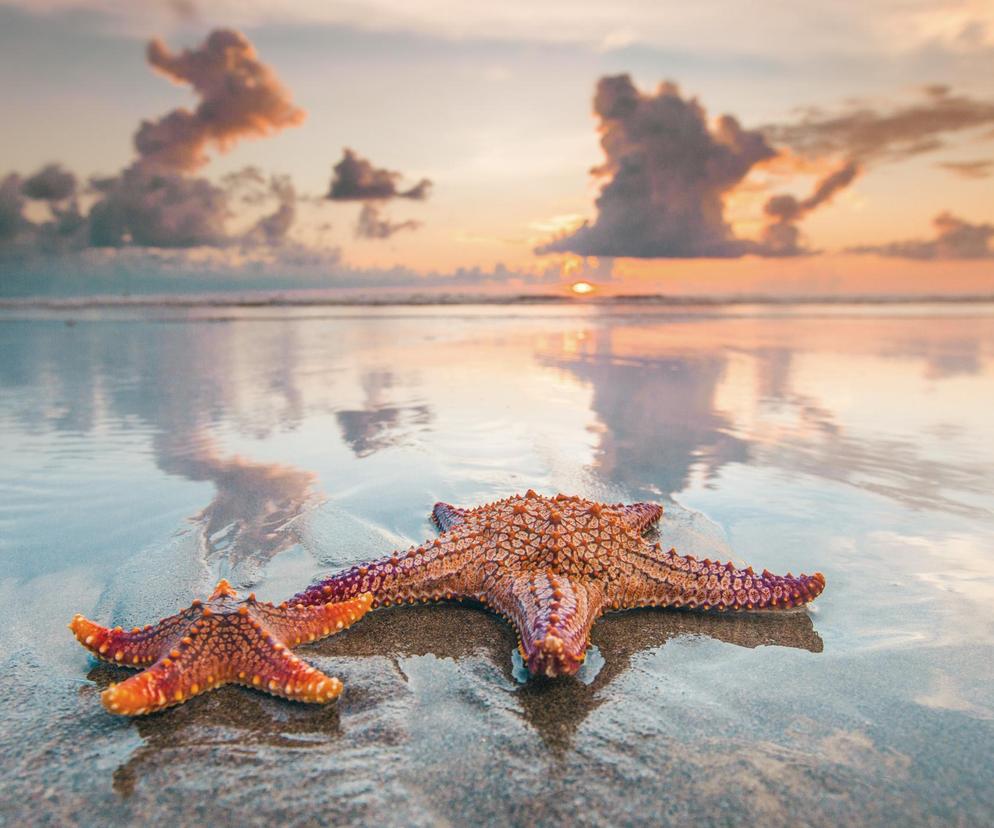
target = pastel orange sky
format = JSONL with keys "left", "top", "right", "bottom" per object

{"left": 1, "top": 1, "right": 993, "bottom": 298}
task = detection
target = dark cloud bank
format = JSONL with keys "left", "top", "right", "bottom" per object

{"left": 538, "top": 76, "right": 994, "bottom": 261}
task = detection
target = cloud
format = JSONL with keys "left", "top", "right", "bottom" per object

{"left": 538, "top": 75, "right": 777, "bottom": 258}
{"left": 760, "top": 161, "right": 860, "bottom": 255}
{"left": 21, "top": 164, "right": 77, "bottom": 201}
{"left": 538, "top": 77, "right": 994, "bottom": 260}
{"left": 936, "top": 159, "right": 993, "bottom": 179}
{"left": 1, "top": 30, "right": 306, "bottom": 254}
{"left": 326, "top": 149, "right": 432, "bottom": 240}
{"left": 849, "top": 212, "right": 994, "bottom": 259}
{"left": 87, "top": 167, "right": 231, "bottom": 248}
{"left": 0, "top": 175, "right": 30, "bottom": 244}
{"left": 327, "top": 148, "right": 432, "bottom": 201}
{"left": 355, "top": 203, "right": 420, "bottom": 239}
{"left": 767, "top": 86, "right": 994, "bottom": 164}
{"left": 1, "top": 172, "right": 86, "bottom": 251}
{"left": 135, "top": 29, "right": 305, "bottom": 172}
{"left": 246, "top": 175, "right": 297, "bottom": 245}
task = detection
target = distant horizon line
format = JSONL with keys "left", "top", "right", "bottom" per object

{"left": 5, "top": 291, "right": 994, "bottom": 310}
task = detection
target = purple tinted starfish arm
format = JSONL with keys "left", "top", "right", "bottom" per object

{"left": 431, "top": 501, "right": 470, "bottom": 531}
{"left": 606, "top": 541, "right": 826, "bottom": 612}
{"left": 617, "top": 501, "right": 664, "bottom": 534}
{"left": 290, "top": 528, "right": 486, "bottom": 609}
{"left": 487, "top": 573, "right": 604, "bottom": 677}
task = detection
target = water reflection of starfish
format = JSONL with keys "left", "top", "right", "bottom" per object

{"left": 314, "top": 602, "right": 823, "bottom": 752}
{"left": 294, "top": 492, "right": 825, "bottom": 678}
{"left": 88, "top": 605, "right": 821, "bottom": 788}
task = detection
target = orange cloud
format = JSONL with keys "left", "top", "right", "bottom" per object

{"left": 135, "top": 29, "right": 305, "bottom": 172}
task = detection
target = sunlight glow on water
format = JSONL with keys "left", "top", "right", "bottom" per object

{"left": 1, "top": 303, "right": 992, "bottom": 825}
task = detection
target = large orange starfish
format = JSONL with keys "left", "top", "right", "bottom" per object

{"left": 70, "top": 580, "right": 371, "bottom": 715}
{"left": 291, "top": 491, "right": 826, "bottom": 677}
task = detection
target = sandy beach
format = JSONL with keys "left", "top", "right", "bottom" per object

{"left": 1, "top": 303, "right": 992, "bottom": 825}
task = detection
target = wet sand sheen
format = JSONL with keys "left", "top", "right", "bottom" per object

{"left": 0, "top": 304, "right": 992, "bottom": 826}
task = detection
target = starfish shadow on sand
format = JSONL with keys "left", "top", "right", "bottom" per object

{"left": 81, "top": 665, "right": 345, "bottom": 798}
{"left": 84, "top": 602, "right": 822, "bottom": 788}
{"left": 315, "top": 601, "right": 824, "bottom": 753}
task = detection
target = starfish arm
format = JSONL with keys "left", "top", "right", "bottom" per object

{"left": 100, "top": 614, "right": 344, "bottom": 716}
{"left": 70, "top": 607, "right": 197, "bottom": 668}
{"left": 290, "top": 532, "right": 487, "bottom": 609}
{"left": 619, "top": 502, "right": 664, "bottom": 535}
{"left": 251, "top": 593, "right": 373, "bottom": 645}
{"left": 431, "top": 501, "right": 469, "bottom": 531}
{"left": 607, "top": 541, "right": 826, "bottom": 612}
{"left": 488, "top": 573, "right": 604, "bottom": 677}
{"left": 223, "top": 622, "right": 346, "bottom": 707}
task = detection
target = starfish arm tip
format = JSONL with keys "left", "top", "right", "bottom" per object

{"left": 69, "top": 614, "right": 114, "bottom": 657}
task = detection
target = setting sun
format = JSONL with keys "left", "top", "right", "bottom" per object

{"left": 570, "top": 281, "right": 596, "bottom": 296}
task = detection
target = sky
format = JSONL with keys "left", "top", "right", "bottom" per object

{"left": 1, "top": 0, "right": 993, "bottom": 298}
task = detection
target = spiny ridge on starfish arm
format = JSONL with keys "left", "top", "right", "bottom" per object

{"left": 288, "top": 491, "right": 826, "bottom": 679}
{"left": 69, "top": 579, "right": 371, "bottom": 715}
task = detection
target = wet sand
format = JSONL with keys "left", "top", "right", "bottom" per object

{"left": 1, "top": 304, "right": 992, "bottom": 826}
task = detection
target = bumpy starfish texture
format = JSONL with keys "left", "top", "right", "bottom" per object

{"left": 292, "top": 491, "right": 825, "bottom": 678}
{"left": 70, "top": 580, "right": 371, "bottom": 715}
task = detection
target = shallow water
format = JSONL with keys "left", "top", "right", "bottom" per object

{"left": 1, "top": 303, "right": 992, "bottom": 826}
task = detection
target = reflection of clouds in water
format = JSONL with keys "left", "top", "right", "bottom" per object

{"left": 871, "top": 531, "right": 994, "bottom": 647}
{"left": 0, "top": 319, "right": 308, "bottom": 439}
{"left": 335, "top": 370, "right": 432, "bottom": 458}
{"left": 541, "top": 330, "right": 748, "bottom": 497}
{"left": 881, "top": 332, "right": 983, "bottom": 381}
{"left": 155, "top": 433, "right": 318, "bottom": 571}
{"left": 0, "top": 321, "right": 320, "bottom": 573}
{"left": 539, "top": 314, "right": 994, "bottom": 517}
{"left": 915, "top": 669, "right": 993, "bottom": 720}
{"left": 4, "top": 309, "right": 994, "bottom": 825}
{"left": 714, "top": 347, "right": 994, "bottom": 517}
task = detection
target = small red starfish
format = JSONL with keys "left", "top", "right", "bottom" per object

{"left": 70, "top": 580, "right": 371, "bottom": 715}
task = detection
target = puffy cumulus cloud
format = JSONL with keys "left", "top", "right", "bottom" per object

{"left": 537, "top": 75, "right": 777, "bottom": 259}
{"left": 538, "top": 76, "right": 994, "bottom": 260}
{"left": 21, "top": 164, "right": 77, "bottom": 202}
{"left": 767, "top": 85, "right": 994, "bottom": 164}
{"left": 82, "top": 167, "right": 300, "bottom": 250}
{"left": 327, "top": 149, "right": 432, "bottom": 201}
{"left": 355, "top": 203, "right": 420, "bottom": 239}
{"left": 135, "top": 29, "right": 305, "bottom": 172}
{"left": 849, "top": 212, "right": 994, "bottom": 260}
{"left": 0, "top": 171, "right": 86, "bottom": 251}
{"left": 326, "top": 149, "right": 432, "bottom": 241}
{"left": 761, "top": 161, "right": 860, "bottom": 255}
{"left": 1, "top": 30, "right": 305, "bottom": 255}
{"left": 936, "top": 159, "right": 993, "bottom": 179}
{"left": 87, "top": 167, "right": 230, "bottom": 248}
